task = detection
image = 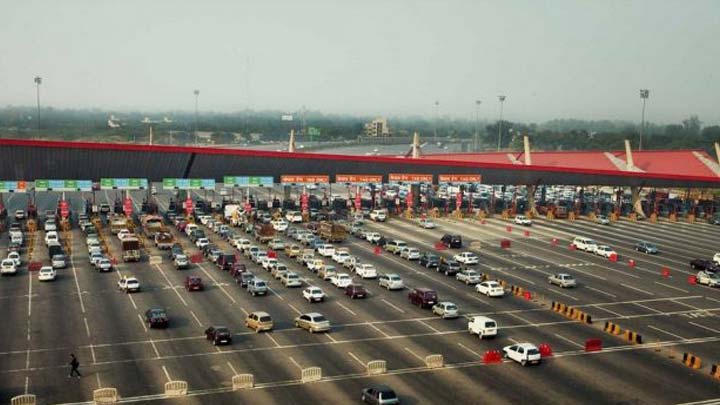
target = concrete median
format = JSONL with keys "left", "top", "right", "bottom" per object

{"left": 711, "top": 364, "right": 720, "bottom": 379}
{"left": 164, "top": 380, "right": 188, "bottom": 397}
{"left": 232, "top": 374, "right": 254, "bottom": 390}
{"left": 367, "top": 360, "right": 387, "bottom": 375}
{"left": 93, "top": 387, "right": 119, "bottom": 403}
{"left": 603, "top": 321, "right": 622, "bottom": 335}
{"left": 301, "top": 367, "right": 322, "bottom": 383}
{"left": 425, "top": 354, "right": 444, "bottom": 369}
{"left": 10, "top": 394, "right": 36, "bottom": 405}
{"left": 623, "top": 330, "right": 643, "bottom": 344}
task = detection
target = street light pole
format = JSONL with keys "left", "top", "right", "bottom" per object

{"left": 34, "top": 76, "right": 42, "bottom": 139}
{"left": 193, "top": 89, "right": 200, "bottom": 145}
{"left": 474, "top": 100, "right": 481, "bottom": 152}
{"left": 639, "top": 89, "right": 649, "bottom": 151}
{"left": 497, "top": 95, "right": 506, "bottom": 151}
{"left": 434, "top": 100, "right": 439, "bottom": 143}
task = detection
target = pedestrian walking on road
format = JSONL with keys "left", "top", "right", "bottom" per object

{"left": 68, "top": 353, "right": 82, "bottom": 378}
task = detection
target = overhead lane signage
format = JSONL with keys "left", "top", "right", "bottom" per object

{"left": 335, "top": 174, "right": 383, "bottom": 184}
{"left": 224, "top": 176, "right": 274, "bottom": 187}
{"left": 35, "top": 179, "right": 92, "bottom": 192}
{"left": 100, "top": 178, "right": 149, "bottom": 190}
{"left": 388, "top": 173, "right": 433, "bottom": 184}
{"left": 0, "top": 181, "right": 27, "bottom": 192}
{"left": 438, "top": 174, "right": 482, "bottom": 184}
{"left": 163, "top": 178, "right": 216, "bottom": 190}
{"left": 280, "top": 175, "right": 330, "bottom": 184}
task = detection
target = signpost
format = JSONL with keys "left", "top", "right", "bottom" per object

{"left": 223, "top": 176, "right": 273, "bottom": 187}
{"left": 35, "top": 179, "right": 92, "bottom": 192}
{"left": 335, "top": 174, "right": 383, "bottom": 184}
{"left": 438, "top": 174, "right": 482, "bottom": 184}
{"left": 280, "top": 175, "right": 330, "bottom": 184}
{"left": 388, "top": 173, "right": 433, "bottom": 184}
{"left": 163, "top": 178, "right": 216, "bottom": 190}
{"left": 100, "top": 178, "right": 148, "bottom": 190}
{"left": 0, "top": 181, "right": 28, "bottom": 193}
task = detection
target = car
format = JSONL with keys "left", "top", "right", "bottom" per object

{"left": 400, "top": 247, "right": 421, "bottom": 260}
{"left": 456, "top": 269, "right": 482, "bottom": 285}
{"left": 303, "top": 285, "right": 327, "bottom": 302}
{"left": 245, "top": 245, "right": 260, "bottom": 259}
{"left": 369, "top": 209, "right": 387, "bottom": 222}
{"left": 332, "top": 250, "right": 351, "bottom": 264}
{"left": 365, "top": 232, "right": 382, "bottom": 244}
{"left": 118, "top": 276, "right": 141, "bottom": 292}
{"left": 99, "top": 203, "right": 111, "bottom": 214}
{"left": 453, "top": 252, "right": 479, "bottom": 265}
{"left": 38, "top": 266, "right": 56, "bottom": 281}
{"left": 51, "top": 254, "right": 67, "bottom": 269}
{"left": 476, "top": 280, "right": 504, "bottom": 297}
{"left": 697, "top": 271, "right": 720, "bottom": 287}
{"left": 208, "top": 248, "right": 223, "bottom": 263}
{"left": 343, "top": 256, "right": 361, "bottom": 270}
{"left": 379, "top": 273, "right": 404, "bottom": 290}
{"left": 307, "top": 258, "right": 325, "bottom": 272}
{"left": 95, "top": 258, "right": 112, "bottom": 272}
{"left": 432, "top": 301, "right": 459, "bottom": 319}
{"left": 690, "top": 259, "right": 719, "bottom": 271}
{"left": 169, "top": 244, "right": 184, "bottom": 259}
{"left": 7, "top": 252, "right": 21, "bottom": 267}
{"left": 441, "top": 234, "right": 462, "bottom": 248}
{"left": 196, "top": 238, "right": 210, "bottom": 249}
{"left": 245, "top": 311, "right": 274, "bottom": 332}
{"left": 438, "top": 258, "right": 461, "bottom": 276}
{"left": 271, "top": 263, "right": 289, "bottom": 279}
{"left": 419, "top": 252, "right": 440, "bottom": 268}
{"left": 419, "top": 218, "right": 436, "bottom": 229}
{"left": 713, "top": 253, "right": 720, "bottom": 265}
{"left": 1, "top": 259, "right": 18, "bottom": 275}
{"left": 572, "top": 237, "right": 597, "bottom": 252}
{"left": 594, "top": 245, "right": 617, "bottom": 258}
{"left": 285, "top": 244, "right": 302, "bottom": 258}
{"left": 361, "top": 384, "right": 400, "bottom": 405}
{"left": 468, "top": 316, "right": 498, "bottom": 339}
{"left": 253, "top": 251, "right": 268, "bottom": 265}
{"left": 503, "top": 343, "right": 542, "bottom": 366}
{"left": 271, "top": 219, "right": 288, "bottom": 232}
{"left": 385, "top": 240, "right": 407, "bottom": 255}
{"left": 14, "top": 209, "right": 25, "bottom": 220}
{"left": 345, "top": 283, "right": 367, "bottom": 299}
{"left": 281, "top": 271, "right": 303, "bottom": 287}
{"left": 596, "top": 215, "right": 610, "bottom": 225}
{"left": 174, "top": 254, "right": 190, "bottom": 270}
{"left": 268, "top": 238, "right": 285, "bottom": 250}
{"left": 318, "top": 265, "right": 337, "bottom": 281}
{"left": 117, "top": 229, "right": 132, "bottom": 240}
{"left": 294, "top": 312, "right": 331, "bottom": 333}
{"left": 317, "top": 244, "right": 336, "bottom": 257}
{"left": 261, "top": 257, "right": 278, "bottom": 271}
{"left": 247, "top": 279, "right": 268, "bottom": 296}
{"left": 216, "top": 253, "right": 236, "bottom": 271}
{"left": 205, "top": 326, "right": 232, "bottom": 345}
{"left": 44, "top": 219, "right": 57, "bottom": 231}
{"left": 44, "top": 231, "right": 59, "bottom": 245}
{"left": 331, "top": 273, "right": 353, "bottom": 288}
{"left": 514, "top": 215, "right": 532, "bottom": 226}
{"left": 635, "top": 241, "right": 659, "bottom": 254}
{"left": 286, "top": 211, "right": 303, "bottom": 223}
{"left": 548, "top": 273, "right": 577, "bottom": 288}
{"left": 355, "top": 263, "right": 378, "bottom": 279}
{"left": 235, "top": 271, "right": 255, "bottom": 288}
{"left": 185, "top": 276, "right": 204, "bottom": 291}
{"left": 236, "top": 238, "right": 252, "bottom": 252}
{"left": 145, "top": 308, "right": 169, "bottom": 328}
{"left": 408, "top": 288, "right": 438, "bottom": 309}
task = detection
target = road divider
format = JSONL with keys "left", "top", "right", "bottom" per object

{"left": 367, "top": 360, "right": 387, "bottom": 375}
{"left": 93, "top": 387, "right": 119, "bottom": 403}
{"left": 711, "top": 363, "right": 720, "bottom": 379}
{"left": 604, "top": 321, "right": 622, "bottom": 335}
{"left": 482, "top": 350, "right": 503, "bottom": 364}
{"left": 623, "top": 330, "right": 643, "bottom": 344}
{"left": 539, "top": 343, "right": 553, "bottom": 356}
{"left": 164, "top": 380, "right": 188, "bottom": 397}
{"left": 425, "top": 354, "right": 444, "bottom": 369}
{"left": 232, "top": 374, "right": 254, "bottom": 390}
{"left": 584, "top": 338, "right": 602, "bottom": 352}
{"left": 682, "top": 353, "right": 702, "bottom": 369}
{"left": 10, "top": 394, "right": 36, "bottom": 405}
{"left": 301, "top": 367, "right": 322, "bottom": 383}
{"left": 552, "top": 301, "right": 592, "bottom": 324}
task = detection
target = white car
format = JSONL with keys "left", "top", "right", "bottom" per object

{"left": 199, "top": 215, "right": 212, "bottom": 225}
{"left": 400, "top": 247, "right": 421, "bottom": 260}
{"left": 44, "top": 231, "right": 59, "bottom": 245}
{"left": 378, "top": 273, "right": 404, "bottom": 290}
{"left": 454, "top": 252, "right": 479, "bottom": 265}
{"left": 44, "top": 219, "right": 57, "bottom": 231}
{"left": 317, "top": 244, "right": 336, "bottom": 257}
{"left": 456, "top": 269, "right": 482, "bottom": 285}
{"left": 503, "top": 343, "right": 542, "bottom": 366}
{"left": 117, "top": 229, "right": 132, "bottom": 240}
{"left": 303, "top": 286, "right": 326, "bottom": 302}
{"left": 96, "top": 258, "right": 113, "bottom": 272}
{"left": 38, "top": 266, "right": 56, "bottom": 281}
{"left": 572, "top": 237, "right": 597, "bottom": 253}
{"left": 514, "top": 215, "right": 532, "bottom": 226}
{"left": 286, "top": 211, "right": 303, "bottom": 223}
{"left": 261, "top": 257, "right": 278, "bottom": 271}
{"left": 89, "top": 252, "right": 104, "bottom": 266}
{"left": 355, "top": 264, "right": 378, "bottom": 279}
{"left": 596, "top": 215, "right": 610, "bottom": 225}
{"left": 307, "top": 259, "right": 325, "bottom": 272}
{"left": 196, "top": 238, "right": 210, "bottom": 249}
{"left": 432, "top": 302, "right": 459, "bottom": 319}
{"left": 271, "top": 219, "right": 288, "bottom": 232}
{"left": 1, "top": 259, "right": 18, "bottom": 275}
{"left": 51, "top": 254, "right": 67, "bottom": 269}
{"left": 468, "top": 316, "right": 497, "bottom": 339}
{"left": 254, "top": 251, "right": 268, "bottom": 265}
{"left": 697, "top": 271, "right": 720, "bottom": 287}
{"left": 331, "top": 273, "right": 353, "bottom": 288}
{"left": 185, "top": 224, "right": 199, "bottom": 236}
{"left": 595, "top": 245, "right": 616, "bottom": 258}
{"left": 14, "top": 210, "right": 26, "bottom": 220}
{"left": 281, "top": 272, "right": 303, "bottom": 288}
{"left": 268, "top": 239, "right": 285, "bottom": 250}
{"left": 236, "top": 238, "right": 252, "bottom": 252}
{"left": 332, "top": 250, "right": 351, "bottom": 264}
{"left": 419, "top": 218, "right": 436, "bottom": 229}
{"left": 548, "top": 273, "right": 577, "bottom": 288}
{"left": 713, "top": 253, "right": 720, "bottom": 265}
{"left": 117, "top": 276, "right": 141, "bottom": 292}
{"left": 476, "top": 281, "right": 504, "bottom": 297}
{"left": 365, "top": 232, "right": 382, "bottom": 243}
{"left": 7, "top": 252, "right": 22, "bottom": 267}
{"left": 369, "top": 210, "right": 387, "bottom": 222}
{"left": 343, "top": 256, "right": 360, "bottom": 269}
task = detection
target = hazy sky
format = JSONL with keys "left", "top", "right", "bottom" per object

{"left": 1, "top": 0, "right": 719, "bottom": 124}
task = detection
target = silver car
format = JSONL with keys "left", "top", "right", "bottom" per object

{"left": 548, "top": 273, "right": 577, "bottom": 288}
{"left": 294, "top": 312, "right": 331, "bottom": 333}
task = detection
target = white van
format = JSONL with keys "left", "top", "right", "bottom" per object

{"left": 468, "top": 316, "right": 498, "bottom": 339}
{"left": 370, "top": 209, "right": 387, "bottom": 222}
{"left": 572, "top": 237, "right": 597, "bottom": 253}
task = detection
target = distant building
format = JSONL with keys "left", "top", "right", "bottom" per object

{"left": 364, "top": 118, "right": 390, "bottom": 137}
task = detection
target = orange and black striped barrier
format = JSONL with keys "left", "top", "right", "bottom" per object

{"left": 682, "top": 353, "right": 702, "bottom": 369}
{"left": 577, "top": 312, "right": 592, "bottom": 324}
{"left": 711, "top": 364, "right": 720, "bottom": 379}
{"left": 511, "top": 285, "right": 525, "bottom": 296}
{"left": 623, "top": 330, "right": 643, "bottom": 344}
{"left": 604, "top": 321, "right": 622, "bottom": 335}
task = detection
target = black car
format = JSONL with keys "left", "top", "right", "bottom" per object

{"left": 375, "top": 236, "right": 388, "bottom": 247}
{"left": 169, "top": 243, "right": 184, "bottom": 259}
{"left": 190, "top": 229, "right": 206, "bottom": 243}
{"left": 438, "top": 258, "right": 461, "bottom": 276}
{"left": 205, "top": 326, "right": 232, "bottom": 345}
{"left": 419, "top": 252, "right": 440, "bottom": 268}
{"left": 690, "top": 259, "right": 719, "bottom": 272}
{"left": 202, "top": 243, "right": 218, "bottom": 256}
{"left": 145, "top": 308, "right": 169, "bottom": 328}
{"left": 361, "top": 384, "right": 399, "bottom": 404}
{"left": 235, "top": 271, "right": 255, "bottom": 288}
{"left": 441, "top": 234, "right": 462, "bottom": 248}
{"left": 217, "top": 253, "right": 236, "bottom": 271}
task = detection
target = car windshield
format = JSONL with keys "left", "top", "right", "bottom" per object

{"left": 446, "top": 304, "right": 457, "bottom": 310}
{"left": 379, "top": 390, "right": 397, "bottom": 399}
{"left": 486, "top": 321, "right": 497, "bottom": 328}
{"left": 313, "top": 315, "right": 327, "bottom": 322}
{"left": 256, "top": 282, "right": 266, "bottom": 287}
{"left": 390, "top": 276, "right": 401, "bottom": 281}
{"left": 259, "top": 316, "right": 272, "bottom": 322}
{"left": 527, "top": 348, "right": 540, "bottom": 355}
{"left": 216, "top": 327, "right": 229, "bottom": 334}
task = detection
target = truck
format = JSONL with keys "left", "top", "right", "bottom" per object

{"left": 154, "top": 230, "right": 175, "bottom": 249}
{"left": 254, "top": 223, "right": 275, "bottom": 244}
{"left": 224, "top": 204, "right": 241, "bottom": 224}
{"left": 122, "top": 238, "right": 141, "bottom": 262}
{"left": 319, "top": 221, "right": 346, "bottom": 243}
{"left": 141, "top": 215, "right": 164, "bottom": 238}
{"left": 110, "top": 215, "right": 129, "bottom": 235}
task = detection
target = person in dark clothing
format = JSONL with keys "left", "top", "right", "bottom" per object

{"left": 68, "top": 353, "right": 81, "bottom": 378}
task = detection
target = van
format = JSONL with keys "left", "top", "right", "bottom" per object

{"left": 441, "top": 234, "right": 462, "bottom": 248}
{"left": 385, "top": 240, "right": 407, "bottom": 254}
{"left": 370, "top": 209, "right": 387, "bottom": 222}
{"left": 245, "top": 311, "right": 274, "bottom": 332}
{"left": 408, "top": 288, "right": 438, "bottom": 309}
{"left": 247, "top": 279, "right": 268, "bottom": 296}
{"left": 467, "top": 316, "right": 498, "bottom": 339}
{"left": 572, "top": 237, "right": 597, "bottom": 253}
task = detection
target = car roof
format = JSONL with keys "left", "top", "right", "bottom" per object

{"left": 304, "top": 312, "right": 323, "bottom": 317}
{"left": 517, "top": 342, "right": 538, "bottom": 349}
{"left": 251, "top": 311, "right": 270, "bottom": 317}
{"left": 366, "top": 384, "right": 395, "bottom": 393}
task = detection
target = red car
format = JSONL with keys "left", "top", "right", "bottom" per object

{"left": 230, "top": 262, "right": 247, "bottom": 277}
{"left": 185, "top": 276, "right": 204, "bottom": 291}
{"left": 345, "top": 284, "right": 367, "bottom": 299}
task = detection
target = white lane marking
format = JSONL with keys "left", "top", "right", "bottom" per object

{"left": 688, "top": 321, "right": 720, "bottom": 335}
{"left": 189, "top": 310, "right": 203, "bottom": 327}
{"left": 337, "top": 302, "right": 357, "bottom": 316}
{"left": 288, "top": 356, "right": 303, "bottom": 370}
{"left": 226, "top": 361, "right": 238, "bottom": 376}
{"left": 704, "top": 296, "right": 720, "bottom": 304}
{"left": 403, "top": 347, "right": 424, "bottom": 361}
{"left": 162, "top": 365, "right": 172, "bottom": 382}
{"left": 150, "top": 340, "right": 161, "bottom": 359}
{"left": 27, "top": 270, "right": 32, "bottom": 317}
{"left": 89, "top": 343, "right": 97, "bottom": 364}
{"left": 96, "top": 373, "right": 102, "bottom": 389}
{"left": 265, "top": 333, "right": 281, "bottom": 348}
{"left": 368, "top": 322, "right": 391, "bottom": 338}
{"left": 633, "top": 302, "right": 664, "bottom": 314}
{"left": 155, "top": 265, "right": 189, "bottom": 306}
{"left": 127, "top": 293, "right": 138, "bottom": 310}
{"left": 592, "top": 305, "right": 626, "bottom": 318}
{"left": 381, "top": 298, "right": 406, "bottom": 314}
{"left": 560, "top": 265, "right": 607, "bottom": 281}
{"left": 648, "top": 324, "right": 686, "bottom": 340}
{"left": 457, "top": 343, "right": 481, "bottom": 357}
{"left": 554, "top": 333, "right": 584, "bottom": 348}
{"left": 507, "top": 337, "right": 520, "bottom": 344}
{"left": 70, "top": 258, "right": 87, "bottom": 313}
{"left": 83, "top": 317, "right": 91, "bottom": 337}
{"left": 546, "top": 288, "right": 580, "bottom": 301}
{"left": 418, "top": 320, "right": 441, "bottom": 333}
{"left": 195, "top": 263, "right": 237, "bottom": 303}
{"left": 287, "top": 304, "right": 302, "bottom": 315}
{"left": 506, "top": 311, "right": 534, "bottom": 325}
{"left": 137, "top": 314, "right": 148, "bottom": 333}
{"left": 325, "top": 332, "right": 337, "bottom": 343}
{"left": 619, "top": 283, "right": 655, "bottom": 296}
{"left": 672, "top": 299, "right": 704, "bottom": 311}
{"left": 585, "top": 286, "right": 616, "bottom": 298}
{"left": 24, "top": 376, "right": 29, "bottom": 394}
{"left": 347, "top": 351, "right": 365, "bottom": 367}
{"left": 239, "top": 307, "right": 250, "bottom": 316}
{"left": 268, "top": 286, "right": 284, "bottom": 300}
{"left": 577, "top": 295, "right": 701, "bottom": 308}
{"left": 654, "top": 281, "right": 689, "bottom": 293}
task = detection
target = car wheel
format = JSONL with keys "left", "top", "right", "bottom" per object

{"left": 521, "top": 359, "right": 527, "bottom": 367}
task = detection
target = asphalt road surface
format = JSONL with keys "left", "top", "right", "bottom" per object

{"left": 1, "top": 187, "right": 719, "bottom": 404}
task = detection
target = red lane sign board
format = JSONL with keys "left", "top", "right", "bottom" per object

{"left": 244, "top": 202, "right": 252, "bottom": 213}
{"left": 59, "top": 200, "right": 69, "bottom": 218}
{"left": 438, "top": 174, "right": 482, "bottom": 183}
{"left": 184, "top": 198, "right": 194, "bottom": 216}
{"left": 336, "top": 174, "right": 383, "bottom": 184}
{"left": 406, "top": 191, "right": 413, "bottom": 208}
{"left": 456, "top": 191, "right": 462, "bottom": 208}
{"left": 388, "top": 173, "right": 433, "bottom": 183}
{"left": 123, "top": 198, "right": 133, "bottom": 216}
{"left": 301, "top": 193, "right": 309, "bottom": 211}
{"left": 354, "top": 189, "right": 361, "bottom": 210}
{"left": 280, "top": 175, "right": 330, "bottom": 184}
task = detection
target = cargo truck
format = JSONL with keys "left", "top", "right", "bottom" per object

{"left": 254, "top": 223, "right": 275, "bottom": 244}
{"left": 110, "top": 215, "right": 129, "bottom": 235}
{"left": 319, "top": 221, "right": 347, "bottom": 243}
{"left": 154, "top": 230, "right": 175, "bottom": 249}
{"left": 141, "top": 215, "right": 164, "bottom": 238}
{"left": 122, "top": 238, "right": 141, "bottom": 262}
